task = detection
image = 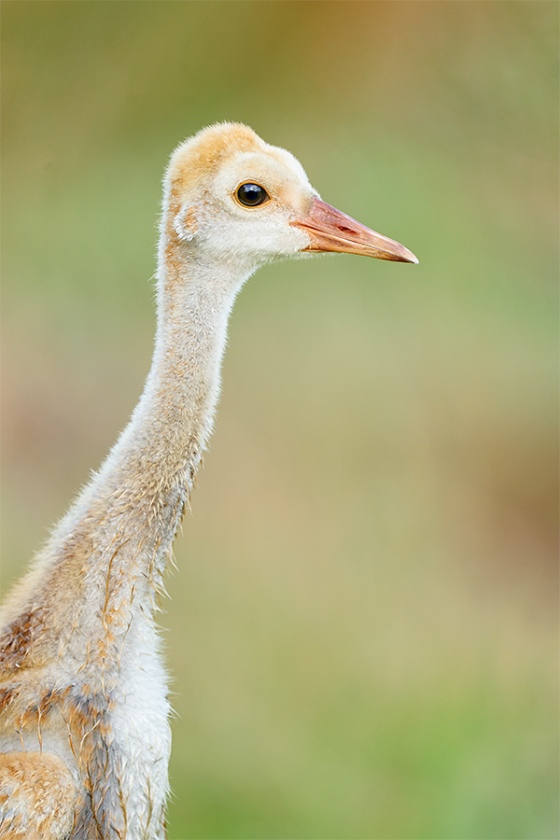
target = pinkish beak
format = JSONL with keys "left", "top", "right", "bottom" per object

{"left": 291, "top": 196, "right": 418, "bottom": 264}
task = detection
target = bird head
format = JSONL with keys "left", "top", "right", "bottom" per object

{"left": 164, "top": 123, "right": 418, "bottom": 272}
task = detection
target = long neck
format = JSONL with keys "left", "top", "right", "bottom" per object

{"left": 12, "top": 227, "right": 251, "bottom": 664}
{"left": 110, "top": 246, "right": 242, "bottom": 496}
{"left": 85, "top": 235, "right": 248, "bottom": 583}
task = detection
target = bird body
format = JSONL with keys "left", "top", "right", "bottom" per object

{"left": 0, "top": 123, "right": 416, "bottom": 838}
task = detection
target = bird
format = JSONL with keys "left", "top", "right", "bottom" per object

{"left": 0, "top": 122, "right": 417, "bottom": 839}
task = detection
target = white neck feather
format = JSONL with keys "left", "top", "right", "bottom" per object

{"left": 89, "top": 238, "right": 250, "bottom": 588}
{"left": 16, "top": 225, "right": 253, "bottom": 648}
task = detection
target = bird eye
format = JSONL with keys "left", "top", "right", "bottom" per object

{"left": 236, "top": 183, "right": 269, "bottom": 207}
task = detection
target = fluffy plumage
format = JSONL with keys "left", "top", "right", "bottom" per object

{"left": 0, "top": 123, "right": 416, "bottom": 839}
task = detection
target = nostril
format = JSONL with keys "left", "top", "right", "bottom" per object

{"left": 337, "top": 225, "right": 355, "bottom": 234}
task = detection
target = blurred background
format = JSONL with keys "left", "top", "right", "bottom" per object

{"left": 1, "top": 2, "right": 558, "bottom": 838}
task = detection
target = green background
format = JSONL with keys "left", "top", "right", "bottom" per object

{"left": 1, "top": 2, "right": 558, "bottom": 838}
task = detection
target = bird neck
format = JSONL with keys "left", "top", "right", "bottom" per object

{"left": 84, "top": 237, "right": 250, "bottom": 588}
{"left": 15, "top": 234, "right": 252, "bottom": 659}
{"left": 139, "top": 249, "right": 244, "bottom": 477}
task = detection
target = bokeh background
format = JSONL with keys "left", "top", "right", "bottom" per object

{"left": 1, "top": 2, "right": 558, "bottom": 838}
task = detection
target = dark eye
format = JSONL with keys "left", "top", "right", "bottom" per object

{"left": 236, "top": 183, "right": 269, "bottom": 207}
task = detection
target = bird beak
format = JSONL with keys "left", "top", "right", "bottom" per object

{"left": 291, "top": 196, "right": 418, "bottom": 264}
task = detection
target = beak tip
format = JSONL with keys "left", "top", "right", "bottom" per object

{"left": 396, "top": 245, "right": 419, "bottom": 264}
